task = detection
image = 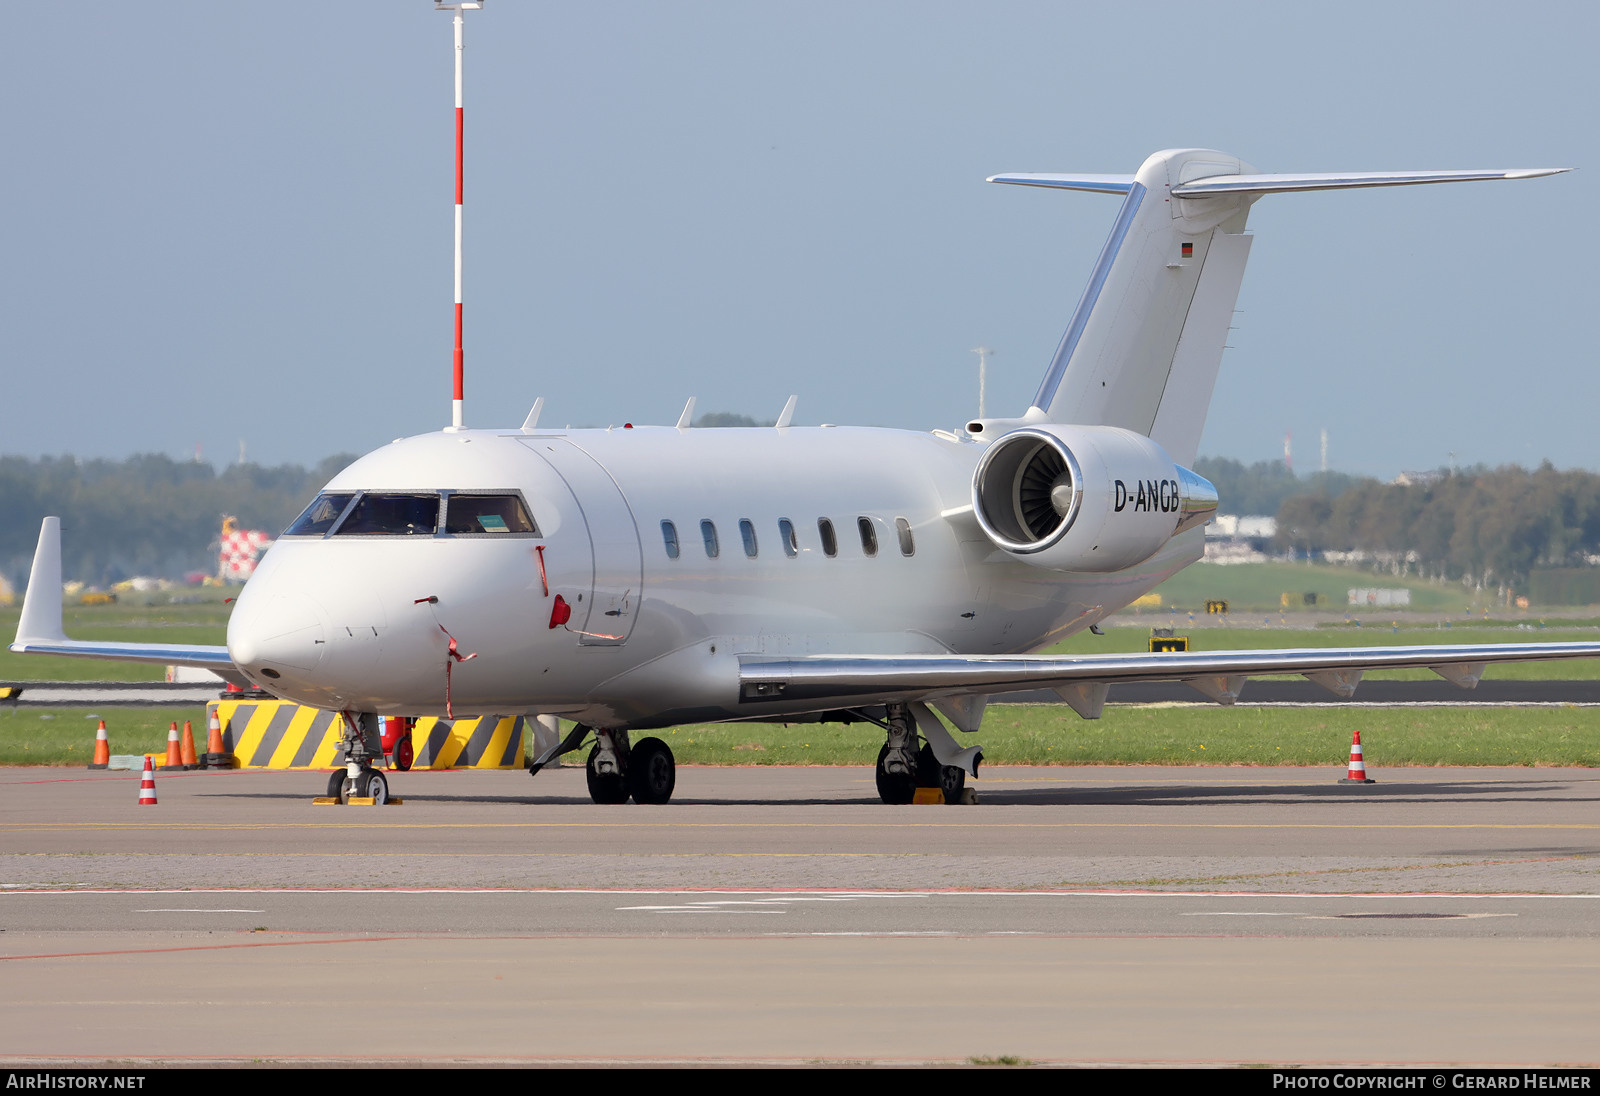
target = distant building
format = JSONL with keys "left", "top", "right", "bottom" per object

{"left": 1348, "top": 587, "right": 1411, "bottom": 607}
{"left": 1204, "top": 514, "right": 1276, "bottom": 564}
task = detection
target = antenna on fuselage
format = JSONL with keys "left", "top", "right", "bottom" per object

{"left": 437, "top": 1, "right": 482, "bottom": 431}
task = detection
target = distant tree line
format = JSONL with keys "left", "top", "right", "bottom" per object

{"left": 0, "top": 453, "right": 355, "bottom": 588}
{"left": 1192, "top": 456, "right": 1363, "bottom": 517}
{"left": 1275, "top": 462, "right": 1600, "bottom": 590}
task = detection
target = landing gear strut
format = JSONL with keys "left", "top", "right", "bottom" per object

{"left": 327, "top": 710, "right": 389, "bottom": 804}
{"left": 531, "top": 723, "right": 677, "bottom": 804}
{"left": 874, "top": 702, "right": 967, "bottom": 805}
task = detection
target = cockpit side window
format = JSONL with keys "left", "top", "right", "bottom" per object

{"left": 284, "top": 493, "right": 357, "bottom": 537}
{"left": 444, "top": 493, "right": 539, "bottom": 536}
{"left": 333, "top": 494, "right": 440, "bottom": 536}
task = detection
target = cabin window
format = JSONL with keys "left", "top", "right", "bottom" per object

{"left": 778, "top": 518, "right": 798, "bottom": 558}
{"left": 858, "top": 516, "right": 878, "bottom": 557}
{"left": 895, "top": 517, "right": 915, "bottom": 556}
{"left": 739, "top": 518, "right": 758, "bottom": 558}
{"left": 661, "top": 520, "right": 680, "bottom": 560}
{"left": 443, "top": 493, "right": 539, "bottom": 536}
{"left": 701, "top": 519, "right": 720, "bottom": 558}
{"left": 284, "top": 493, "right": 356, "bottom": 537}
{"left": 818, "top": 518, "right": 837, "bottom": 558}
{"left": 333, "top": 493, "right": 440, "bottom": 536}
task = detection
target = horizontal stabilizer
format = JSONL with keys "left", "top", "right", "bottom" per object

{"left": 1168, "top": 168, "right": 1569, "bottom": 197}
{"left": 987, "top": 173, "right": 1136, "bottom": 195}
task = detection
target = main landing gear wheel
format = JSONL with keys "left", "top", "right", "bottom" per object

{"left": 875, "top": 744, "right": 917, "bottom": 805}
{"left": 916, "top": 743, "right": 965, "bottom": 805}
{"left": 325, "top": 770, "right": 346, "bottom": 802}
{"left": 585, "top": 745, "right": 630, "bottom": 805}
{"left": 628, "top": 737, "right": 676, "bottom": 805}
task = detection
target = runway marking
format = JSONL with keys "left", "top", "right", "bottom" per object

{"left": 7, "top": 820, "right": 1600, "bottom": 833}
{"left": 1180, "top": 911, "right": 1518, "bottom": 919}
{"left": 135, "top": 908, "right": 265, "bottom": 914}
{"left": 3, "top": 886, "right": 1598, "bottom": 899}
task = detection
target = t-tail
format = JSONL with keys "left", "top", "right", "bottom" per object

{"left": 979, "top": 149, "right": 1568, "bottom": 466}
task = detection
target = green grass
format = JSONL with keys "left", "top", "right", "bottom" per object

{"left": 9, "top": 703, "right": 1599, "bottom": 768}
{"left": 0, "top": 600, "right": 232, "bottom": 682}
{"left": 1147, "top": 561, "right": 1488, "bottom": 614}
{"left": 0, "top": 707, "right": 202, "bottom": 765}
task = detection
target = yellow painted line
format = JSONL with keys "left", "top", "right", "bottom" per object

{"left": 5, "top": 821, "right": 1598, "bottom": 832}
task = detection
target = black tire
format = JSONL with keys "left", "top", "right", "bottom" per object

{"left": 585, "top": 745, "right": 630, "bottom": 804}
{"left": 875, "top": 744, "right": 916, "bottom": 805}
{"left": 915, "top": 743, "right": 941, "bottom": 787}
{"left": 939, "top": 764, "right": 966, "bottom": 805}
{"left": 393, "top": 734, "right": 414, "bottom": 772}
{"left": 325, "top": 769, "right": 345, "bottom": 801}
{"left": 628, "top": 737, "right": 676, "bottom": 805}
{"left": 356, "top": 769, "right": 389, "bottom": 805}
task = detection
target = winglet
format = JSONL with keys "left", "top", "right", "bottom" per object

{"left": 14, "top": 517, "right": 66, "bottom": 647}
{"left": 676, "top": 396, "right": 696, "bottom": 430}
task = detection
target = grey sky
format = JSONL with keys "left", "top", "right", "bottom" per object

{"left": 2, "top": 2, "right": 1593, "bottom": 478}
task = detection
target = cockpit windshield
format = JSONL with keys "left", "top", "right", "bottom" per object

{"left": 444, "top": 494, "right": 539, "bottom": 535}
{"left": 283, "top": 493, "right": 356, "bottom": 536}
{"left": 281, "top": 490, "right": 540, "bottom": 537}
{"left": 334, "top": 494, "right": 440, "bottom": 536}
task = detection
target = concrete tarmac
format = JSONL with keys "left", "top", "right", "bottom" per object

{"left": 2, "top": 763, "right": 1598, "bottom": 1066}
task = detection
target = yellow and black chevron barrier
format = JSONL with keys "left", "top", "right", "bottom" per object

{"left": 206, "top": 700, "right": 525, "bottom": 770}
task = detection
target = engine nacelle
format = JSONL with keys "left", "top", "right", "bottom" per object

{"left": 971, "top": 425, "right": 1217, "bottom": 572}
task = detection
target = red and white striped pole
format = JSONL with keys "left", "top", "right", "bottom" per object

{"left": 438, "top": 2, "right": 482, "bottom": 430}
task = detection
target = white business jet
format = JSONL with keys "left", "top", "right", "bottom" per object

{"left": 14, "top": 148, "right": 1596, "bottom": 806}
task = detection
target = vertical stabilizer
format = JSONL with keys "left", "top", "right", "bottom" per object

{"left": 999, "top": 149, "right": 1257, "bottom": 466}
{"left": 992, "top": 152, "right": 1567, "bottom": 466}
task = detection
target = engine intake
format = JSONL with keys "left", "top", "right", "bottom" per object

{"left": 972, "top": 425, "right": 1216, "bottom": 572}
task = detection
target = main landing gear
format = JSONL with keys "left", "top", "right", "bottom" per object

{"left": 531, "top": 724, "right": 677, "bottom": 804}
{"left": 873, "top": 702, "right": 969, "bottom": 805}
{"left": 324, "top": 711, "right": 392, "bottom": 805}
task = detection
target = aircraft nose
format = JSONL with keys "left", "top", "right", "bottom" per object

{"left": 227, "top": 592, "right": 328, "bottom": 679}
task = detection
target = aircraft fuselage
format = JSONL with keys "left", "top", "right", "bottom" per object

{"left": 227, "top": 425, "right": 1198, "bottom": 727}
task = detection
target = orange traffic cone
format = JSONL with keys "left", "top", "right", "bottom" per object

{"left": 204, "top": 709, "right": 231, "bottom": 769}
{"left": 137, "top": 756, "right": 158, "bottom": 805}
{"left": 180, "top": 720, "right": 199, "bottom": 770}
{"left": 163, "top": 722, "right": 182, "bottom": 769}
{"left": 89, "top": 720, "right": 110, "bottom": 770}
{"left": 1339, "top": 729, "right": 1376, "bottom": 784}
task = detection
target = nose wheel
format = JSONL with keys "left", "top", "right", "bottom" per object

{"left": 319, "top": 711, "right": 397, "bottom": 805}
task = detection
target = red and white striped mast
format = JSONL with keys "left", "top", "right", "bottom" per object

{"left": 437, "top": 1, "right": 481, "bottom": 430}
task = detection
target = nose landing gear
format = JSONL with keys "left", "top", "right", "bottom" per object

{"left": 320, "top": 711, "right": 397, "bottom": 805}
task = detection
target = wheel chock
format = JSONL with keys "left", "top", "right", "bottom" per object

{"left": 911, "top": 787, "right": 944, "bottom": 805}
{"left": 310, "top": 796, "right": 404, "bottom": 806}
